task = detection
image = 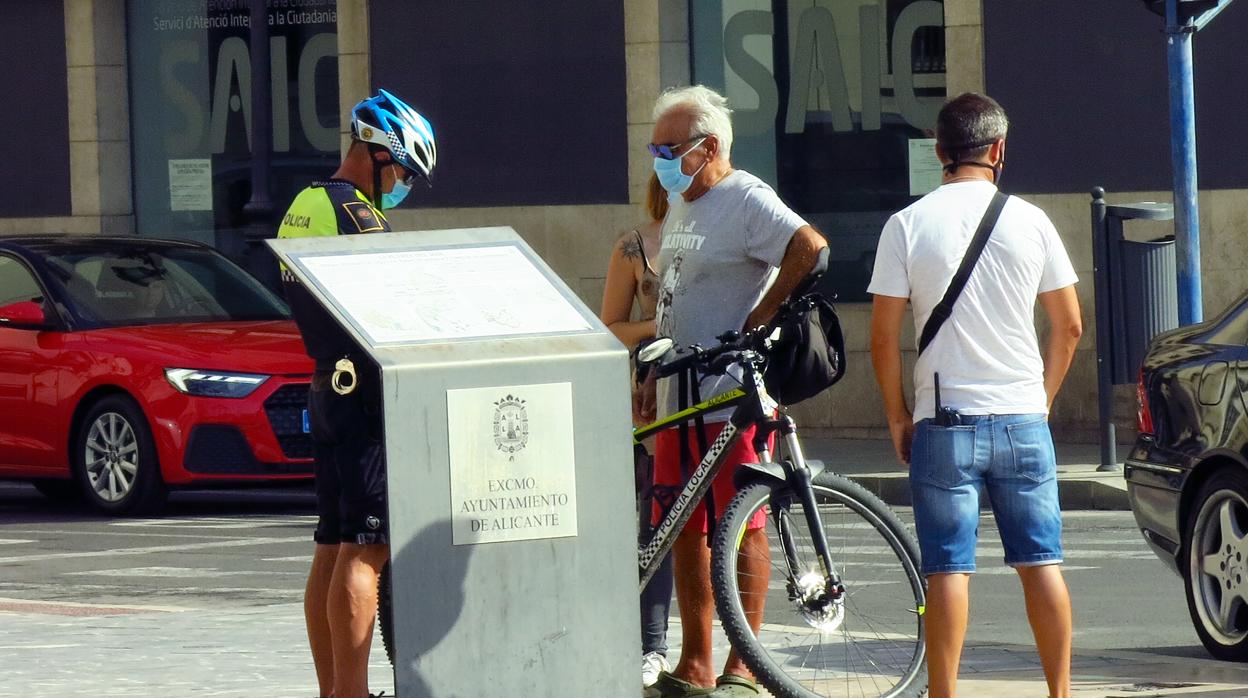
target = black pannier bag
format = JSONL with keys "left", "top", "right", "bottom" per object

{"left": 763, "top": 291, "right": 845, "bottom": 406}
{"left": 762, "top": 247, "right": 845, "bottom": 406}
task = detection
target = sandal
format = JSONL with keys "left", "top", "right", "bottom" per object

{"left": 642, "top": 671, "right": 714, "bottom": 697}
{"left": 707, "top": 674, "right": 760, "bottom": 697}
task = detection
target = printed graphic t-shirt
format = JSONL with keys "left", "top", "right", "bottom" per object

{"left": 655, "top": 170, "right": 808, "bottom": 419}
{"left": 867, "top": 180, "right": 1079, "bottom": 420}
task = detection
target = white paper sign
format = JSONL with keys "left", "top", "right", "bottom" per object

{"left": 299, "top": 245, "right": 591, "bottom": 345}
{"left": 447, "top": 382, "right": 578, "bottom": 545}
{"left": 908, "top": 138, "right": 943, "bottom": 196}
{"left": 168, "top": 159, "right": 213, "bottom": 211}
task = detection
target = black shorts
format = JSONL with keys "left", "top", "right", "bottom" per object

{"left": 308, "top": 373, "right": 388, "bottom": 545}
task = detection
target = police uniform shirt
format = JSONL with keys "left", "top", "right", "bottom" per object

{"left": 277, "top": 179, "right": 392, "bottom": 369}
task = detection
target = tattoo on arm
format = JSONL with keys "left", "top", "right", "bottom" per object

{"left": 619, "top": 237, "right": 643, "bottom": 260}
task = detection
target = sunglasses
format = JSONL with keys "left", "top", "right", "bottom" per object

{"left": 647, "top": 135, "right": 708, "bottom": 160}
{"left": 391, "top": 164, "right": 418, "bottom": 186}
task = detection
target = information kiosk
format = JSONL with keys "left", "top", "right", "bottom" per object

{"left": 268, "top": 227, "right": 639, "bottom": 697}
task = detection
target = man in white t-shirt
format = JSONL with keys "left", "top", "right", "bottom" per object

{"left": 643, "top": 85, "right": 826, "bottom": 698}
{"left": 868, "top": 93, "right": 1083, "bottom": 698}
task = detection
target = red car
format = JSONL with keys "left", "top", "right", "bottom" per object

{"left": 0, "top": 236, "right": 314, "bottom": 514}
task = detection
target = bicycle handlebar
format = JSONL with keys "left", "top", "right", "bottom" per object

{"left": 654, "top": 326, "right": 769, "bottom": 379}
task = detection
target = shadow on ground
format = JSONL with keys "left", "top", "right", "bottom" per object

{"left": 1119, "top": 645, "right": 1220, "bottom": 660}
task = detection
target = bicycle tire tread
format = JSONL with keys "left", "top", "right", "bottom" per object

{"left": 710, "top": 471, "right": 928, "bottom": 698}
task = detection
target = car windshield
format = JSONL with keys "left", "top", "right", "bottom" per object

{"left": 42, "top": 245, "right": 289, "bottom": 327}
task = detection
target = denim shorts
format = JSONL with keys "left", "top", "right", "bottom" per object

{"left": 909, "top": 414, "right": 1063, "bottom": 575}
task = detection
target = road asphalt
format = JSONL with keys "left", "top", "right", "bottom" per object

{"left": 0, "top": 439, "right": 1221, "bottom": 698}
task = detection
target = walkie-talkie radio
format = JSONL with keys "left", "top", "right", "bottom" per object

{"left": 934, "top": 372, "right": 962, "bottom": 427}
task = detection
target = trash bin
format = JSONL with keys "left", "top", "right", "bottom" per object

{"left": 1090, "top": 187, "right": 1176, "bottom": 470}
{"left": 1094, "top": 192, "right": 1176, "bottom": 384}
{"left": 1119, "top": 235, "right": 1178, "bottom": 379}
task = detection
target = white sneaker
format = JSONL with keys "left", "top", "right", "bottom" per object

{"left": 641, "top": 651, "right": 671, "bottom": 687}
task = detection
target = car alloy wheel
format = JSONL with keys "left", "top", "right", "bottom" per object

{"left": 1186, "top": 467, "right": 1248, "bottom": 659}
{"left": 84, "top": 412, "right": 140, "bottom": 502}
{"left": 73, "top": 394, "right": 167, "bottom": 515}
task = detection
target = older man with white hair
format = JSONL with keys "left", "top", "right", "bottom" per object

{"left": 644, "top": 85, "right": 827, "bottom": 698}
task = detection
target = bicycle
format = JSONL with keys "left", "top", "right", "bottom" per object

{"left": 634, "top": 326, "right": 927, "bottom": 698}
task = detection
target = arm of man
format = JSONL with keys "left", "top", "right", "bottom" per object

{"left": 1038, "top": 284, "right": 1082, "bottom": 411}
{"left": 744, "top": 226, "right": 827, "bottom": 330}
{"left": 870, "top": 294, "right": 913, "bottom": 465}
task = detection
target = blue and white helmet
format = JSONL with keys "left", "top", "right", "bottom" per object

{"left": 351, "top": 89, "right": 437, "bottom": 183}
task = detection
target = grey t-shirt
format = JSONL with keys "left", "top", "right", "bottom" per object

{"left": 655, "top": 169, "right": 808, "bottom": 419}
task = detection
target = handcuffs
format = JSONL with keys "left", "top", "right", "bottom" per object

{"left": 331, "top": 357, "right": 358, "bottom": 396}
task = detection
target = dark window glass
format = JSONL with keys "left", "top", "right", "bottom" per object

{"left": 41, "top": 246, "right": 289, "bottom": 328}
{"left": 0, "top": 256, "right": 44, "bottom": 307}
{"left": 983, "top": 2, "right": 1248, "bottom": 194}
{"left": 1202, "top": 293, "right": 1248, "bottom": 346}
{"left": 691, "top": 0, "right": 946, "bottom": 301}
{"left": 369, "top": 1, "right": 629, "bottom": 207}
{"left": 0, "top": 2, "right": 70, "bottom": 217}
{"left": 127, "top": 1, "right": 340, "bottom": 248}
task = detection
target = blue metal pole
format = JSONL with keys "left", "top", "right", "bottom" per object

{"left": 1167, "top": 0, "right": 1203, "bottom": 325}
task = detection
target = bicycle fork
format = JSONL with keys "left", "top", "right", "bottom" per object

{"left": 770, "top": 416, "right": 845, "bottom": 606}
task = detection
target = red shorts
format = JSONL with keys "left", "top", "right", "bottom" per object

{"left": 651, "top": 421, "right": 770, "bottom": 534}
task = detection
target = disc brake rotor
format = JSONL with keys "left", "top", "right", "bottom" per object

{"left": 793, "top": 570, "right": 845, "bottom": 632}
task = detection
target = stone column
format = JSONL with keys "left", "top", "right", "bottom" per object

{"left": 944, "top": 0, "right": 985, "bottom": 96}
{"left": 337, "top": 0, "right": 371, "bottom": 157}
{"left": 65, "top": 0, "right": 133, "bottom": 235}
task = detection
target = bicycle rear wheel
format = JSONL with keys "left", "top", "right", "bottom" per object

{"left": 378, "top": 560, "right": 394, "bottom": 665}
{"left": 711, "top": 471, "right": 926, "bottom": 698}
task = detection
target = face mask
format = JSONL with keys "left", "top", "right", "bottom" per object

{"left": 382, "top": 178, "right": 411, "bottom": 209}
{"left": 653, "top": 140, "right": 708, "bottom": 199}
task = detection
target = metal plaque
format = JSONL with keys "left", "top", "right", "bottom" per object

{"left": 447, "top": 381, "right": 578, "bottom": 545}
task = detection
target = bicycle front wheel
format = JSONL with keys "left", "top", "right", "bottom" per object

{"left": 711, "top": 471, "right": 926, "bottom": 698}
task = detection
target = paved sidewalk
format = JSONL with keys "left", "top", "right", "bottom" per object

{"left": 0, "top": 600, "right": 395, "bottom": 697}
{"left": 803, "top": 438, "right": 1130, "bottom": 511}
{"left": 663, "top": 617, "right": 1248, "bottom": 698}
{"left": 5, "top": 599, "right": 1246, "bottom": 697}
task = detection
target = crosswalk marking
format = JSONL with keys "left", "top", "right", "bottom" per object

{"left": 0, "top": 536, "right": 306, "bottom": 564}
{"left": 974, "top": 565, "right": 1099, "bottom": 575}
{"left": 109, "top": 517, "right": 316, "bottom": 529}
{"left": 0, "top": 596, "right": 185, "bottom": 614}
{"left": 64, "top": 567, "right": 304, "bottom": 579}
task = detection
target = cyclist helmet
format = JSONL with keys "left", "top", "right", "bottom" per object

{"left": 350, "top": 89, "right": 437, "bottom": 184}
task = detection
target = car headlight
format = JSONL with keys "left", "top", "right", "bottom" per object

{"left": 164, "top": 368, "right": 269, "bottom": 398}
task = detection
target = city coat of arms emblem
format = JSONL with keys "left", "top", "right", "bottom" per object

{"left": 493, "top": 394, "right": 529, "bottom": 459}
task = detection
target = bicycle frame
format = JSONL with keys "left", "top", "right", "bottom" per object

{"left": 634, "top": 387, "right": 749, "bottom": 590}
{"left": 634, "top": 355, "right": 840, "bottom": 594}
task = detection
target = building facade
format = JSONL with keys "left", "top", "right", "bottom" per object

{"left": 5, "top": 0, "right": 1248, "bottom": 441}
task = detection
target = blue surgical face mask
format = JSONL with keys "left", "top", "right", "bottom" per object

{"left": 653, "top": 138, "right": 708, "bottom": 200}
{"left": 382, "top": 178, "right": 411, "bottom": 209}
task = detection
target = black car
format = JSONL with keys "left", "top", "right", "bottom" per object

{"left": 1128, "top": 292, "right": 1248, "bottom": 660}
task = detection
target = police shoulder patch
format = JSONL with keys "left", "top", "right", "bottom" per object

{"left": 341, "top": 201, "right": 386, "bottom": 233}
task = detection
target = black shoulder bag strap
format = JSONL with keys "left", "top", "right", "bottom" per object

{"left": 917, "top": 191, "right": 1009, "bottom": 355}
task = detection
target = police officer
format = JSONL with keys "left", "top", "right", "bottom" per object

{"left": 278, "top": 89, "right": 436, "bottom": 698}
